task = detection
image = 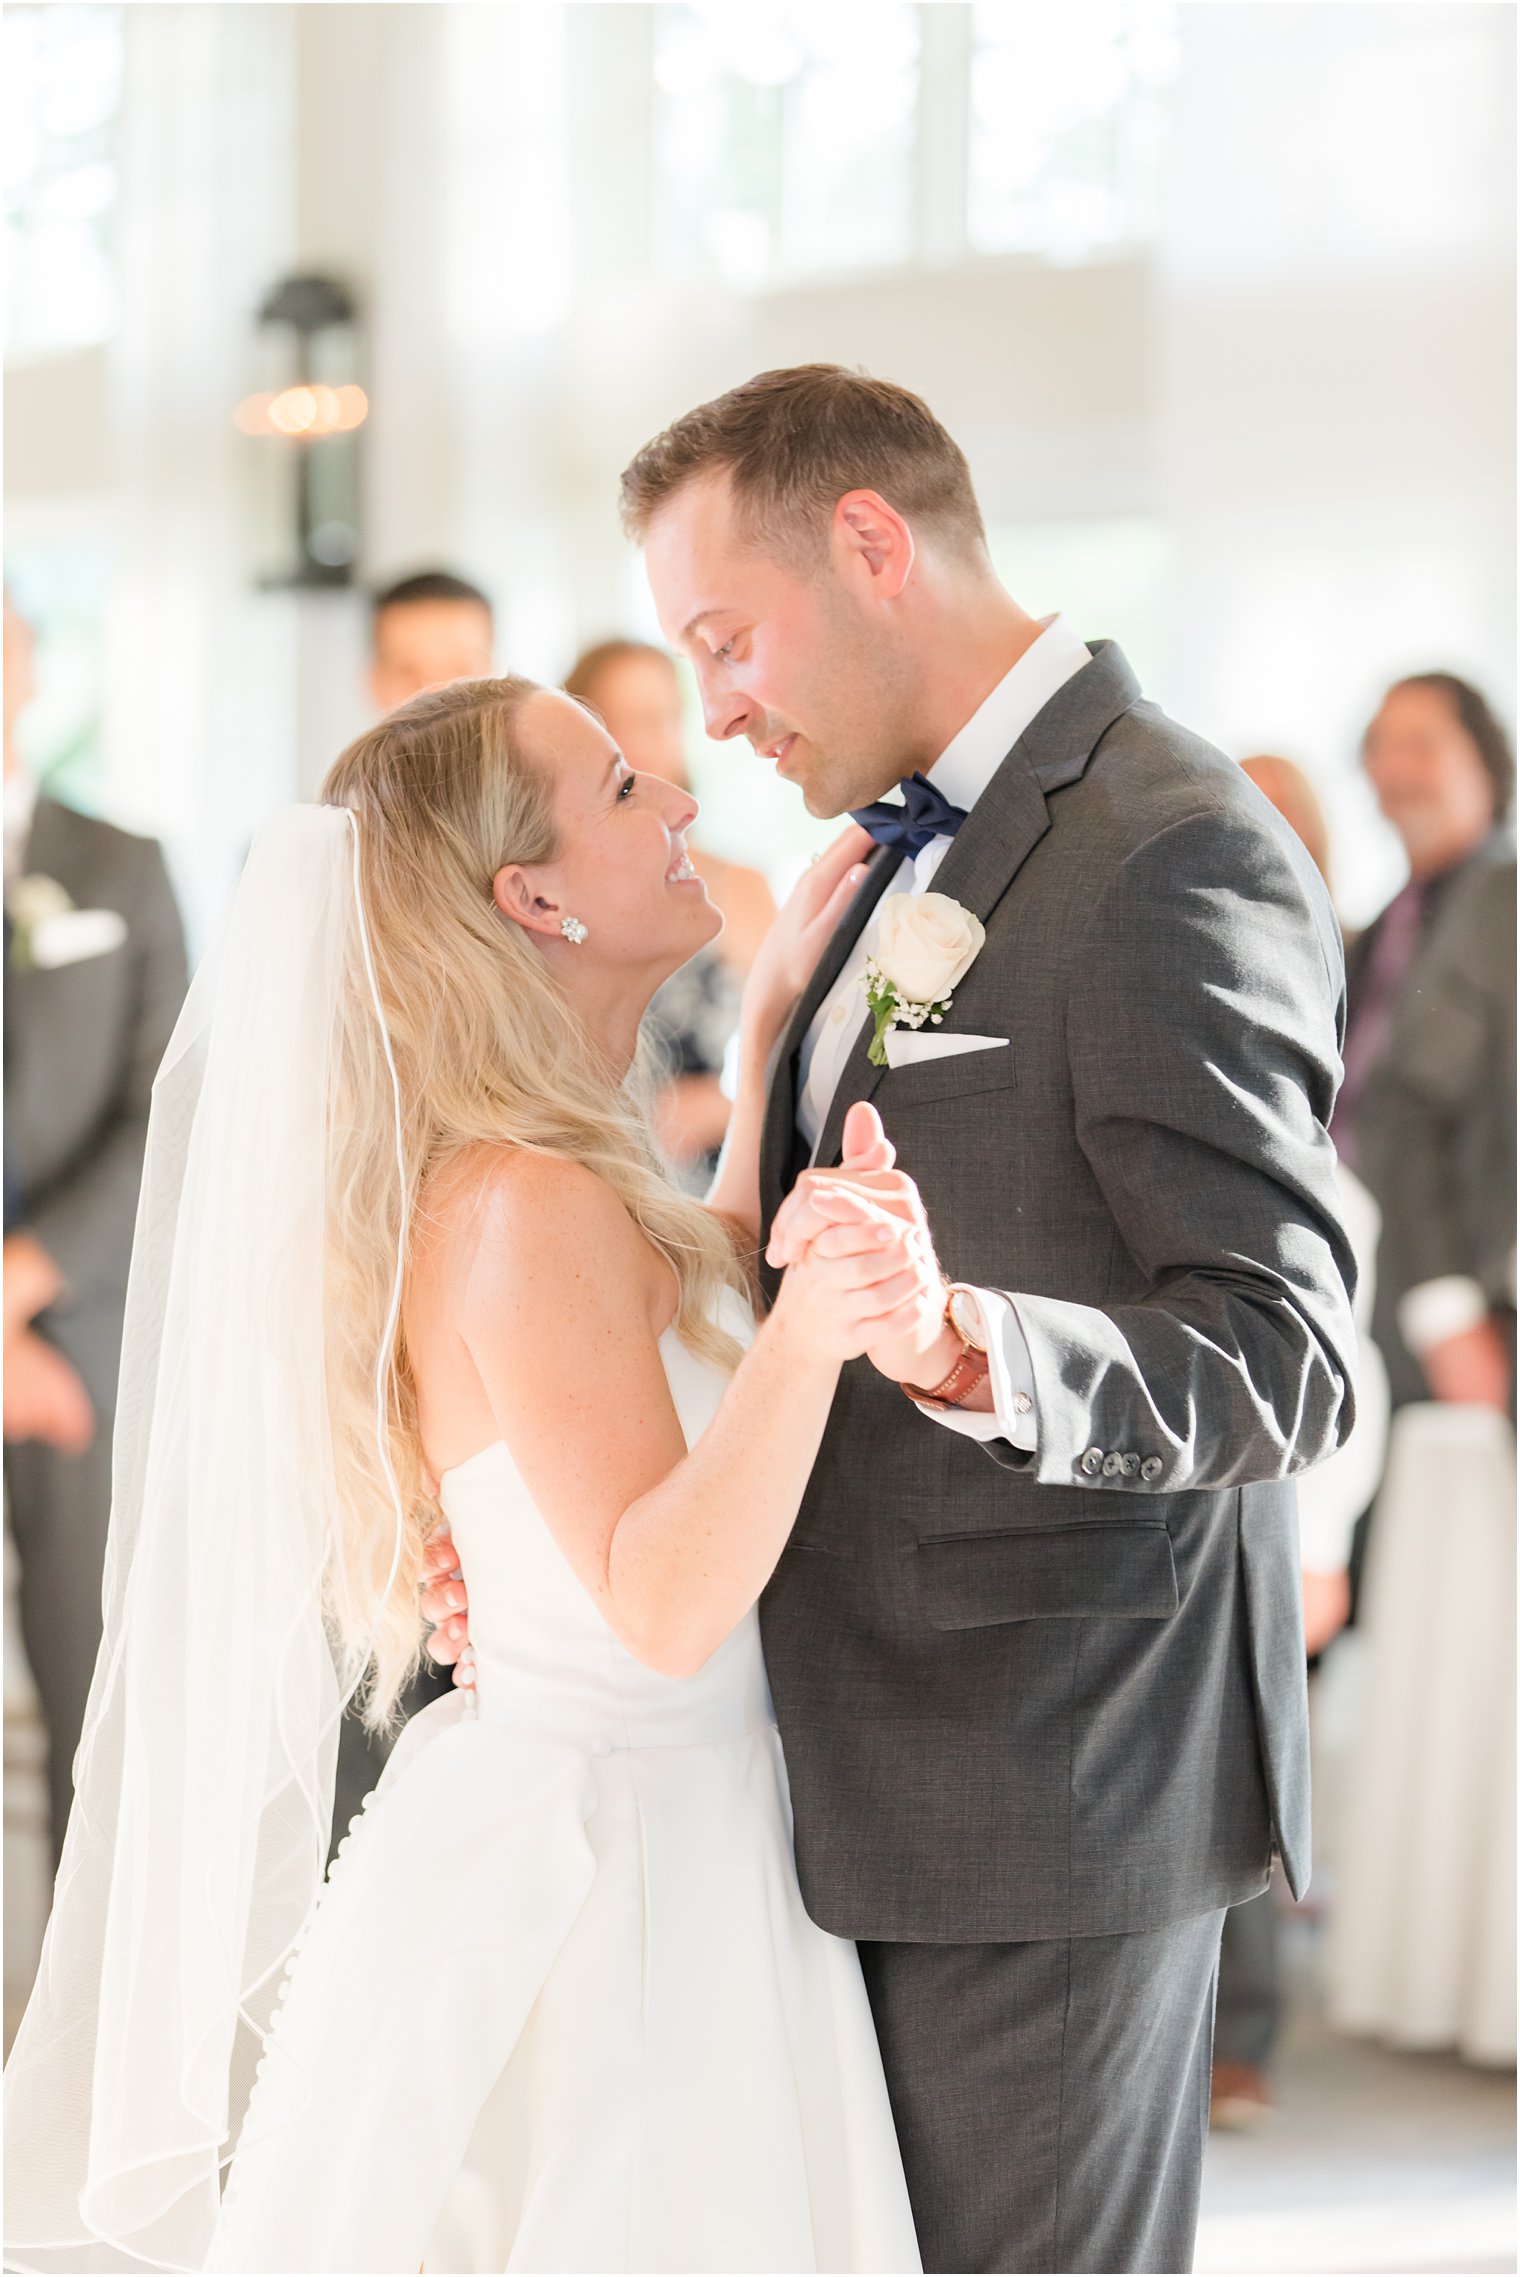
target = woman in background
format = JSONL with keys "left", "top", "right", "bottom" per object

{"left": 1208, "top": 754, "right": 1391, "bottom": 2127}
{"left": 565, "top": 641, "right": 776, "bottom": 1184}
{"left": 1240, "top": 752, "right": 1390, "bottom": 1638}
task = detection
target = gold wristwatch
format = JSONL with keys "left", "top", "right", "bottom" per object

{"left": 903, "top": 1284, "right": 992, "bottom": 1411}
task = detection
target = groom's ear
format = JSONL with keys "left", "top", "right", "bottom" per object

{"left": 833, "top": 489, "right": 915, "bottom": 601}
{"left": 491, "top": 864, "right": 561, "bottom": 940}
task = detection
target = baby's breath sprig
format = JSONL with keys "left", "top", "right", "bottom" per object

{"left": 863, "top": 955, "right": 951, "bottom": 1068}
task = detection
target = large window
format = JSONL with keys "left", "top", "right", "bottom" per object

{"left": 4, "top": 541, "right": 111, "bottom": 812}
{"left": 2, "top": 3, "right": 122, "bottom": 359}
{"left": 968, "top": 1, "right": 1179, "bottom": 264}
{"left": 649, "top": 2, "right": 1179, "bottom": 291}
{"left": 652, "top": 2, "right": 919, "bottom": 291}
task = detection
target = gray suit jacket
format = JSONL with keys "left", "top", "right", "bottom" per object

{"left": 1357, "top": 837, "right": 1517, "bottom": 1404}
{"left": 757, "top": 643, "right": 1357, "bottom": 1944}
{"left": 5, "top": 795, "right": 187, "bottom": 1404}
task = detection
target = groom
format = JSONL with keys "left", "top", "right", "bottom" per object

{"left": 627, "top": 365, "right": 1356, "bottom": 2275}
{"left": 438, "top": 366, "right": 1357, "bottom": 2273}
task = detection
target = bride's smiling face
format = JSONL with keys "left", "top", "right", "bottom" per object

{"left": 492, "top": 689, "right": 721, "bottom": 983}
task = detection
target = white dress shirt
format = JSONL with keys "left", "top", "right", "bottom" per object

{"left": 796, "top": 615, "right": 1092, "bottom": 1451}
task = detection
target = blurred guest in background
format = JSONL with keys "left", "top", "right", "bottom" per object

{"left": 3, "top": 588, "right": 187, "bottom": 1860}
{"left": 1320, "top": 693, "right": 1515, "bottom": 2066}
{"left": 4, "top": 1232, "right": 94, "bottom": 1458}
{"left": 369, "top": 569, "right": 495, "bottom": 714}
{"left": 1210, "top": 755, "right": 1392, "bottom": 2127}
{"left": 1337, "top": 674, "right": 1515, "bottom": 1416}
{"left": 1242, "top": 754, "right": 1393, "bottom": 1626}
{"left": 1327, "top": 842, "right": 1515, "bottom": 2059}
{"left": 1372, "top": 848, "right": 1516, "bottom": 1404}
{"left": 1237, "top": 753, "right": 1333, "bottom": 884}
{"left": 564, "top": 640, "right": 776, "bottom": 1183}
{"left": 4, "top": 877, "right": 92, "bottom": 1455}
{"left": 331, "top": 564, "right": 499, "bottom": 1845}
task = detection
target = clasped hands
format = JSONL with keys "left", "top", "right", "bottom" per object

{"left": 764, "top": 1099, "right": 951, "bottom": 1381}
{"left": 423, "top": 1100, "right": 952, "bottom": 1689}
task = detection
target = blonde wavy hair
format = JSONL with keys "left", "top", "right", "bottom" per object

{"left": 320, "top": 675, "right": 748, "bottom": 1727}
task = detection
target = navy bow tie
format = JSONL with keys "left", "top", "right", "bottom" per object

{"left": 850, "top": 772, "right": 970, "bottom": 856}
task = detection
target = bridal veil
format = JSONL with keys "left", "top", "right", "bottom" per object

{"left": 4, "top": 805, "right": 408, "bottom": 2273}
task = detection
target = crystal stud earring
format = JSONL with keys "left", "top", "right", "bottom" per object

{"left": 560, "top": 915, "right": 589, "bottom": 946}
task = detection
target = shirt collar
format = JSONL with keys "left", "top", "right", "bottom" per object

{"left": 927, "top": 615, "right": 1092, "bottom": 815}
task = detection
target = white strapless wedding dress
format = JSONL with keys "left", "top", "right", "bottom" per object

{"left": 208, "top": 1291, "right": 919, "bottom": 2275}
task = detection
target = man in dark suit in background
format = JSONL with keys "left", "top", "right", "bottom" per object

{"left": 323, "top": 570, "right": 498, "bottom": 1854}
{"left": 3, "top": 590, "right": 187, "bottom": 1860}
{"left": 1361, "top": 842, "right": 1516, "bottom": 1412}
{"left": 1337, "top": 673, "right": 1515, "bottom": 1417}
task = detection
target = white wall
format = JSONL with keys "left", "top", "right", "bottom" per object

{"left": 1156, "top": 0, "right": 1516, "bottom": 920}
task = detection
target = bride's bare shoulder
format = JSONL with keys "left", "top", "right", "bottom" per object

{"left": 424, "top": 1143, "right": 624, "bottom": 1220}
{"left": 418, "top": 1145, "right": 654, "bottom": 1306}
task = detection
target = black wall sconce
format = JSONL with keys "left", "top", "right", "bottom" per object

{"left": 234, "top": 273, "right": 367, "bottom": 589}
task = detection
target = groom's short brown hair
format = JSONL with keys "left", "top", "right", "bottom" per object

{"left": 619, "top": 364, "right": 988, "bottom": 560}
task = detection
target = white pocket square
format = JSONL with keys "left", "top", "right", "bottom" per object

{"left": 30, "top": 909, "right": 128, "bottom": 970}
{"left": 883, "top": 1031, "right": 1010, "bottom": 1070}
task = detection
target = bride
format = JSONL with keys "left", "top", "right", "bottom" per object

{"left": 3, "top": 676, "right": 927, "bottom": 2274}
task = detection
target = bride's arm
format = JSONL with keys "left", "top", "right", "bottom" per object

{"left": 455, "top": 1149, "right": 923, "bottom": 1679}
{"left": 704, "top": 828, "right": 871, "bottom": 1250}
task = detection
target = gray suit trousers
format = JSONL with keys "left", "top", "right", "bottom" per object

{"left": 6, "top": 1426, "right": 113, "bottom": 1865}
{"left": 858, "top": 1908, "right": 1226, "bottom": 2274}
{"left": 1214, "top": 1886, "right": 1282, "bottom": 2070}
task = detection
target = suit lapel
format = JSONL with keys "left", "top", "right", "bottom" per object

{"left": 758, "top": 844, "right": 902, "bottom": 1240}
{"left": 809, "top": 640, "right": 1144, "bottom": 1169}
{"left": 809, "top": 762, "right": 1051, "bottom": 1169}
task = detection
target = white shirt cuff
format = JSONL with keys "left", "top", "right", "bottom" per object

{"left": 1397, "top": 1274, "right": 1489, "bottom": 1358}
{"left": 913, "top": 1286, "right": 1038, "bottom": 1450}
{"left": 1295, "top": 1482, "right": 1359, "bottom": 1576}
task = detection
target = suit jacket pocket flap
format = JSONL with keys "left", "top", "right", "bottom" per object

{"left": 877, "top": 1046, "right": 1017, "bottom": 1109}
{"left": 916, "top": 1522, "right": 1179, "bottom": 1629}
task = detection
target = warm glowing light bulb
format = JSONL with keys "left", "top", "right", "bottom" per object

{"left": 233, "top": 382, "right": 369, "bottom": 438}
{"left": 268, "top": 385, "right": 320, "bottom": 435}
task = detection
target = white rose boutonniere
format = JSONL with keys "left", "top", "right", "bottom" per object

{"left": 864, "top": 892, "right": 986, "bottom": 1067}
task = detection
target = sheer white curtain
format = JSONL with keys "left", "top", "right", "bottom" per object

{"left": 102, "top": 2, "right": 298, "bottom": 949}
